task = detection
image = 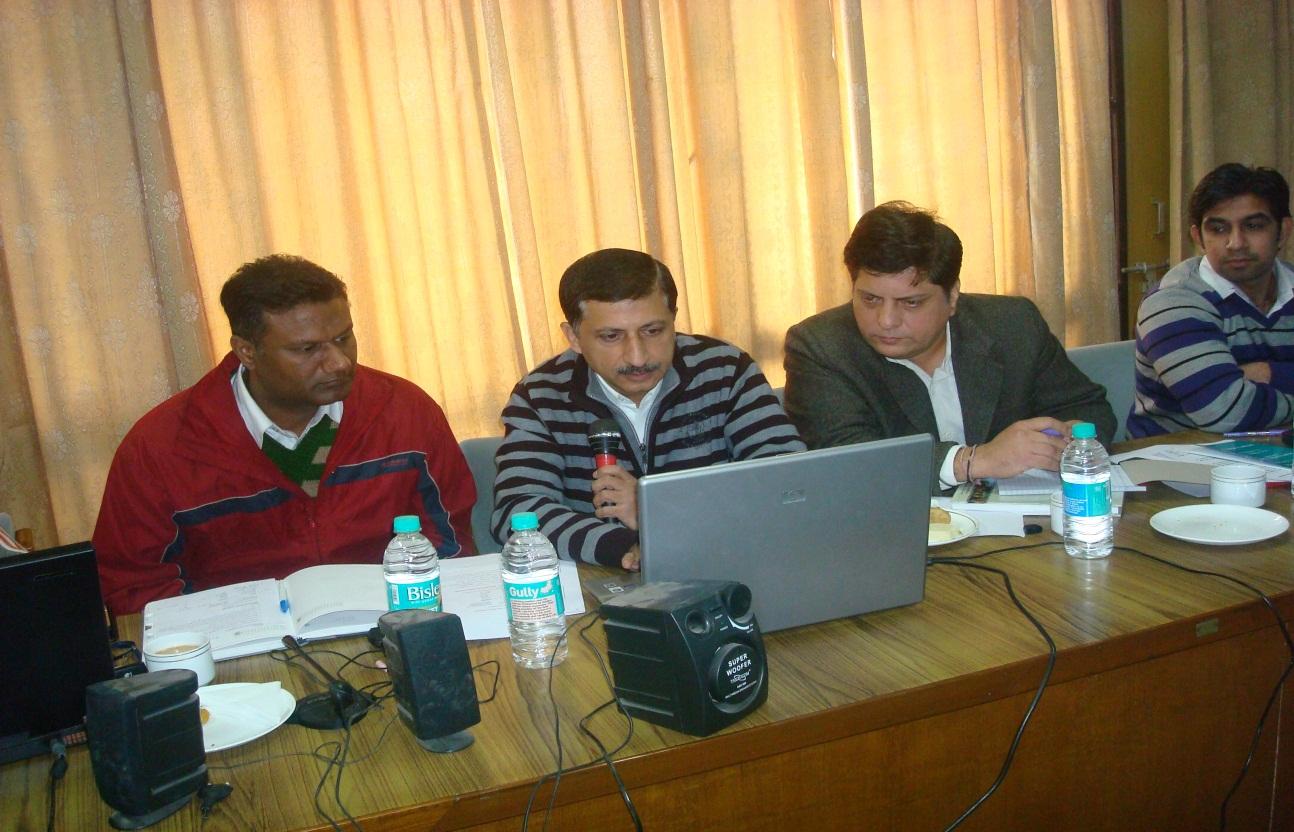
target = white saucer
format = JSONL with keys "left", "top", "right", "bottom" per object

{"left": 1149, "top": 504, "right": 1290, "bottom": 546}
{"left": 197, "top": 682, "right": 296, "bottom": 752}
{"left": 929, "top": 511, "right": 977, "bottom": 547}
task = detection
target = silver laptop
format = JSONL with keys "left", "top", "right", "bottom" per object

{"left": 636, "top": 434, "right": 934, "bottom": 632}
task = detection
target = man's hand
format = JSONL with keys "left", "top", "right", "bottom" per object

{"left": 621, "top": 544, "right": 641, "bottom": 572}
{"left": 592, "top": 465, "right": 639, "bottom": 530}
{"left": 1240, "top": 361, "right": 1273, "bottom": 384}
{"left": 970, "top": 416, "right": 1072, "bottom": 480}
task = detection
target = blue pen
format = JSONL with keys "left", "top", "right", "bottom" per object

{"left": 280, "top": 598, "right": 290, "bottom": 613}
{"left": 1042, "top": 428, "right": 1063, "bottom": 438}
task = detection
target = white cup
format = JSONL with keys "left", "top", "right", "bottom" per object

{"left": 1210, "top": 464, "right": 1266, "bottom": 508}
{"left": 1049, "top": 490, "right": 1064, "bottom": 535}
{"left": 144, "top": 631, "right": 215, "bottom": 686}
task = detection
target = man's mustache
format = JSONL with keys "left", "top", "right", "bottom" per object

{"left": 617, "top": 362, "right": 661, "bottom": 376}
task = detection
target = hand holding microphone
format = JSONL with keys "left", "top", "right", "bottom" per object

{"left": 588, "top": 419, "right": 639, "bottom": 531}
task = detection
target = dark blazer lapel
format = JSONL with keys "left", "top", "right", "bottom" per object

{"left": 952, "top": 315, "right": 1004, "bottom": 444}
{"left": 878, "top": 357, "right": 939, "bottom": 436}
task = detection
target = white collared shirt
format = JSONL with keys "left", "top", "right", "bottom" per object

{"left": 1198, "top": 256, "right": 1294, "bottom": 314}
{"left": 885, "top": 323, "right": 966, "bottom": 488}
{"left": 594, "top": 372, "right": 663, "bottom": 451}
{"left": 232, "top": 366, "right": 344, "bottom": 450}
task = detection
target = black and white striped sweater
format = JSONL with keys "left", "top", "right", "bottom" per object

{"left": 491, "top": 333, "right": 805, "bottom": 565}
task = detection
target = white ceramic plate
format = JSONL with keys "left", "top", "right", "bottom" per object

{"left": 1149, "top": 504, "right": 1290, "bottom": 546}
{"left": 929, "top": 511, "right": 977, "bottom": 547}
{"left": 197, "top": 682, "right": 296, "bottom": 753}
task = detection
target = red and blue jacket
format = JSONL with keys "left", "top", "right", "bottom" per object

{"left": 93, "top": 353, "right": 476, "bottom": 614}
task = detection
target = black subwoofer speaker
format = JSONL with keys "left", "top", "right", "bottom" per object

{"left": 378, "top": 609, "right": 481, "bottom": 752}
{"left": 601, "top": 580, "right": 767, "bottom": 736}
{"left": 85, "top": 669, "right": 208, "bottom": 829}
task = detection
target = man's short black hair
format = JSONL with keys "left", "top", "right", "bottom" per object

{"left": 1189, "top": 163, "right": 1291, "bottom": 227}
{"left": 558, "top": 248, "right": 678, "bottom": 326}
{"left": 220, "top": 254, "right": 349, "bottom": 342}
{"left": 843, "top": 201, "right": 963, "bottom": 293}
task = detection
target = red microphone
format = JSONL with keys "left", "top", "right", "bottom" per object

{"left": 589, "top": 418, "right": 621, "bottom": 469}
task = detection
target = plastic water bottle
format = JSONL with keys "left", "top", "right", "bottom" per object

{"left": 383, "top": 515, "right": 442, "bottom": 611}
{"left": 501, "top": 512, "right": 567, "bottom": 668}
{"left": 1061, "top": 422, "right": 1114, "bottom": 559}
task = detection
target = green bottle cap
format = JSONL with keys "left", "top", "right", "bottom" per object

{"left": 392, "top": 515, "right": 421, "bottom": 534}
{"left": 510, "top": 512, "right": 539, "bottom": 532}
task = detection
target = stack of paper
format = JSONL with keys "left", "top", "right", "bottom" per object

{"left": 1110, "top": 442, "right": 1292, "bottom": 497}
{"left": 995, "top": 465, "right": 1145, "bottom": 496}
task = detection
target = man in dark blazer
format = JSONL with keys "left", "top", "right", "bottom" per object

{"left": 784, "top": 201, "right": 1115, "bottom": 494}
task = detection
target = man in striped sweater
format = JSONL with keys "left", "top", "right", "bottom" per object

{"left": 1130, "top": 164, "right": 1294, "bottom": 436}
{"left": 492, "top": 248, "right": 805, "bottom": 570}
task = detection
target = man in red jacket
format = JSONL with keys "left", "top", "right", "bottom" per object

{"left": 93, "top": 255, "right": 476, "bottom": 615}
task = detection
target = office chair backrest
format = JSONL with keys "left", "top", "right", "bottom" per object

{"left": 1066, "top": 339, "right": 1136, "bottom": 442}
{"left": 459, "top": 436, "right": 504, "bottom": 554}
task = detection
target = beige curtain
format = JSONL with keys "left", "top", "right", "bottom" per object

{"left": 0, "top": 0, "right": 1117, "bottom": 547}
{"left": 860, "top": 0, "right": 1117, "bottom": 345}
{"left": 1169, "top": 0, "right": 1294, "bottom": 260}
{"left": 0, "top": 1, "right": 209, "bottom": 548}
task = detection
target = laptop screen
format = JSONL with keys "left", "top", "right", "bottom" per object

{"left": 0, "top": 542, "right": 115, "bottom": 764}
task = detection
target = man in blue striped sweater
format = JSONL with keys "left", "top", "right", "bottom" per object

{"left": 492, "top": 248, "right": 805, "bottom": 570}
{"left": 1130, "top": 164, "right": 1294, "bottom": 436}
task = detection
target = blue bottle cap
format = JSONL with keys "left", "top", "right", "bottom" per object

{"left": 510, "top": 512, "right": 539, "bottom": 532}
{"left": 1071, "top": 422, "right": 1096, "bottom": 440}
{"left": 392, "top": 515, "right": 422, "bottom": 534}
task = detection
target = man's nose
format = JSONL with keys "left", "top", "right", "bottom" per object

{"left": 878, "top": 302, "right": 901, "bottom": 329}
{"left": 1227, "top": 226, "right": 1245, "bottom": 249}
{"left": 624, "top": 335, "right": 648, "bottom": 365}
{"left": 320, "top": 342, "right": 353, "bottom": 372}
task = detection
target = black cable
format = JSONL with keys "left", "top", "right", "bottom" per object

{"left": 308, "top": 698, "right": 377, "bottom": 832}
{"left": 1114, "top": 545, "right": 1294, "bottom": 832}
{"left": 513, "top": 611, "right": 645, "bottom": 832}
{"left": 311, "top": 732, "right": 346, "bottom": 832}
{"left": 574, "top": 613, "right": 641, "bottom": 829}
{"left": 575, "top": 702, "right": 642, "bottom": 831}
{"left": 46, "top": 739, "right": 67, "bottom": 832}
{"left": 269, "top": 647, "right": 334, "bottom": 688}
{"left": 519, "top": 621, "right": 573, "bottom": 832}
{"left": 474, "top": 659, "right": 502, "bottom": 704}
{"left": 521, "top": 614, "right": 642, "bottom": 832}
{"left": 577, "top": 614, "right": 637, "bottom": 758}
{"left": 940, "top": 540, "right": 1294, "bottom": 829}
{"left": 927, "top": 558, "right": 1057, "bottom": 831}
{"left": 333, "top": 710, "right": 366, "bottom": 832}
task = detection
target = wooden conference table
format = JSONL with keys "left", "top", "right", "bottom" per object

{"left": 2, "top": 433, "right": 1293, "bottom": 831}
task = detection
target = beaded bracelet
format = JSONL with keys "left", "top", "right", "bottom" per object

{"left": 965, "top": 444, "right": 979, "bottom": 483}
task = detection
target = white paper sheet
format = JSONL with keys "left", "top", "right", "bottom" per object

{"left": 440, "top": 554, "right": 586, "bottom": 640}
{"left": 1110, "top": 443, "right": 1292, "bottom": 482}
{"left": 995, "top": 465, "right": 1144, "bottom": 496}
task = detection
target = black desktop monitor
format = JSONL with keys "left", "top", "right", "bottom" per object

{"left": 0, "top": 542, "right": 115, "bottom": 764}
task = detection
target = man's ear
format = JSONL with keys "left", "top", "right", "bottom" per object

{"left": 947, "top": 280, "right": 961, "bottom": 315}
{"left": 1279, "top": 216, "right": 1293, "bottom": 250}
{"left": 560, "top": 322, "right": 583, "bottom": 355}
{"left": 1189, "top": 224, "right": 1203, "bottom": 250}
{"left": 231, "top": 335, "right": 256, "bottom": 369}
